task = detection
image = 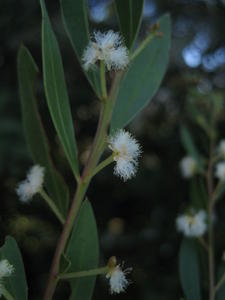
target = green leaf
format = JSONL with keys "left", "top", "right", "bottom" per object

{"left": 190, "top": 178, "right": 208, "bottom": 209}
{"left": 17, "top": 45, "right": 69, "bottom": 218}
{"left": 110, "top": 14, "right": 171, "bottom": 131}
{"left": 0, "top": 236, "right": 28, "bottom": 300}
{"left": 40, "top": 0, "right": 79, "bottom": 179}
{"left": 179, "top": 238, "right": 202, "bottom": 300}
{"left": 216, "top": 262, "right": 225, "bottom": 300}
{"left": 61, "top": 0, "right": 101, "bottom": 97}
{"left": 115, "top": 0, "right": 144, "bottom": 49}
{"left": 180, "top": 125, "right": 203, "bottom": 171}
{"left": 66, "top": 200, "right": 99, "bottom": 300}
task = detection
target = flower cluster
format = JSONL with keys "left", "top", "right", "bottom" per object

{"left": 106, "top": 265, "right": 131, "bottom": 294}
{"left": 215, "top": 162, "right": 225, "bottom": 181}
{"left": 106, "top": 257, "right": 131, "bottom": 294}
{"left": 0, "top": 260, "right": 14, "bottom": 279}
{"left": 82, "top": 30, "right": 129, "bottom": 71}
{"left": 0, "top": 259, "right": 14, "bottom": 298}
{"left": 180, "top": 156, "right": 197, "bottom": 178}
{"left": 180, "top": 141, "right": 225, "bottom": 180}
{"left": 16, "top": 165, "right": 45, "bottom": 202}
{"left": 176, "top": 210, "right": 207, "bottom": 237}
{"left": 108, "top": 130, "right": 141, "bottom": 181}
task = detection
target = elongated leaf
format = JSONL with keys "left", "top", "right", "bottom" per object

{"left": 190, "top": 178, "right": 208, "bottom": 209}
{"left": 115, "top": 0, "right": 144, "bottom": 49}
{"left": 180, "top": 125, "right": 203, "bottom": 170}
{"left": 40, "top": 0, "right": 79, "bottom": 179}
{"left": 179, "top": 238, "right": 202, "bottom": 300}
{"left": 66, "top": 200, "right": 99, "bottom": 300}
{"left": 18, "top": 45, "right": 69, "bottom": 218}
{"left": 0, "top": 236, "right": 27, "bottom": 300}
{"left": 216, "top": 262, "right": 225, "bottom": 300}
{"left": 110, "top": 14, "right": 171, "bottom": 131}
{"left": 61, "top": 0, "right": 101, "bottom": 97}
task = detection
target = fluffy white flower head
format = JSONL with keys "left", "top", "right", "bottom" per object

{"left": 215, "top": 162, "right": 225, "bottom": 181}
{"left": 16, "top": 165, "right": 45, "bottom": 202}
{"left": 0, "top": 260, "right": 14, "bottom": 279}
{"left": 180, "top": 156, "right": 197, "bottom": 178}
{"left": 218, "top": 140, "right": 225, "bottom": 157}
{"left": 82, "top": 30, "right": 129, "bottom": 71}
{"left": 108, "top": 130, "right": 141, "bottom": 181}
{"left": 106, "top": 264, "right": 131, "bottom": 294}
{"left": 176, "top": 210, "right": 207, "bottom": 237}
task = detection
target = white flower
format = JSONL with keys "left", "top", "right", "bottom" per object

{"left": 82, "top": 30, "right": 129, "bottom": 71}
{"left": 16, "top": 165, "right": 45, "bottom": 202}
{"left": 106, "top": 265, "right": 131, "bottom": 294}
{"left": 0, "top": 260, "right": 14, "bottom": 279}
{"left": 180, "top": 156, "right": 197, "bottom": 178}
{"left": 176, "top": 210, "right": 207, "bottom": 237}
{"left": 218, "top": 140, "right": 225, "bottom": 157}
{"left": 108, "top": 130, "right": 141, "bottom": 181}
{"left": 82, "top": 42, "right": 98, "bottom": 71}
{"left": 215, "top": 162, "right": 225, "bottom": 181}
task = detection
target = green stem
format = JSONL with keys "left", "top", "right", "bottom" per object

{"left": 59, "top": 266, "right": 108, "bottom": 280}
{"left": 100, "top": 61, "right": 107, "bottom": 100}
{"left": 198, "top": 237, "right": 208, "bottom": 252}
{"left": 39, "top": 189, "right": 65, "bottom": 224}
{"left": 207, "top": 137, "right": 215, "bottom": 300}
{"left": 42, "top": 72, "right": 123, "bottom": 300}
{"left": 212, "top": 180, "right": 224, "bottom": 203}
{"left": 215, "top": 271, "right": 225, "bottom": 292}
{"left": 130, "top": 31, "right": 157, "bottom": 61}
{"left": 0, "top": 286, "right": 15, "bottom": 300}
{"left": 84, "top": 155, "right": 114, "bottom": 182}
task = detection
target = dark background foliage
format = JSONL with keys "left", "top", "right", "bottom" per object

{"left": 1, "top": 0, "right": 225, "bottom": 299}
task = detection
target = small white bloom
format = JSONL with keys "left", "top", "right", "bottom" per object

{"left": 82, "top": 30, "right": 129, "bottom": 71}
{"left": 176, "top": 210, "right": 207, "bottom": 237}
{"left": 218, "top": 140, "right": 225, "bottom": 157}
{"left": 16, "top": 165, "right": 45, "bottom": 202}
{"left": 215, "top": 162, "right": 225, "bottom": 181}
{"left": 0, "top": 260, "right": 14, "bottom": 279}
{"left": 108, "top": 130, "right": 141, "bottom": 181}
{"left": 180, "top": 156, "right": 197, "bottom": 178}
{"left": 82, "top": 42, "right": 99, "bottom": 71}
{"left": 106, "top": 265, "right": 131, "bottom": 294}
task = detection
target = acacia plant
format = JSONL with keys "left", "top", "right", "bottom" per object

{"left": 177, "top": 92, "right": 225, "bottom": 300}
{"left": 0, "top": 0, "right": 170, "bottom": 299}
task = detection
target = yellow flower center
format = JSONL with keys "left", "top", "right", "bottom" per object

{"left": 113, "top": 144, "right": 128, "bottom": 161}
{"left": 186, "top": 215, "right": 196, "bottom": 226}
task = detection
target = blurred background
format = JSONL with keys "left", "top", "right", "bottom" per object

{"left": 1, "top": 0, "right": 225, "bottom": 299}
